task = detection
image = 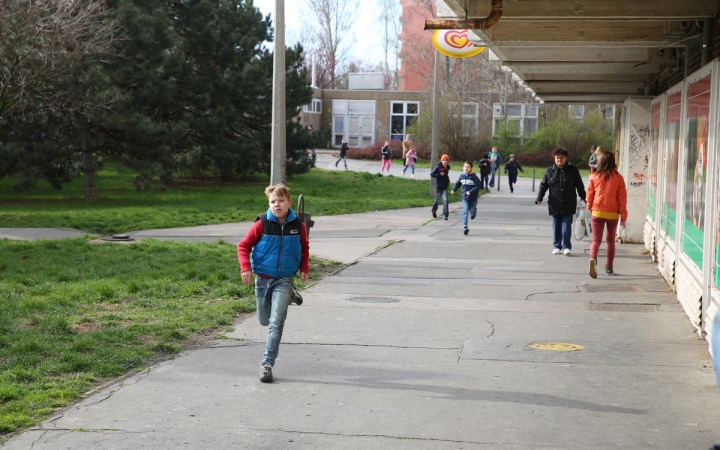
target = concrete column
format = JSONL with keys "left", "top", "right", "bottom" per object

{"left": 270, "top": 0, "right": 286, "bottom": 186}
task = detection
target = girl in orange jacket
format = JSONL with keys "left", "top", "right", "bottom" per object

{"left": 586, "top": 151, "right": 627, "bottom": 278}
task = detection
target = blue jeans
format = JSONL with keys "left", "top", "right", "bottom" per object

{"left": 402, "top": 165, "right": 415, "bottom": 175}
{"left": 552, "top": 214, "right": 574, "bottom": 250}
{"left": 461, "top": 197, "right": 477, "bottom": 229}
{"left": 255, "top": 276, "right": 293, "bottom": 366}
{"left": 335, "top": 155, "right": 347, "bottom": 168}
{"left": 432, "top": 188, "right": 449, "bottom": 218}
{"left": 489, "top": 166, "right": 497, "bottom": 185}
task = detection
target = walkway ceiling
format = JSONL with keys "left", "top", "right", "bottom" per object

{"left": 439, "top": 0, "right": 720, "bottom": 103}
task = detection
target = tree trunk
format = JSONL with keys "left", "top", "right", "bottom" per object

{"left": 83, "top": 150, "right": 97, "bottom": 200}
{"left": 71, "top": 111, "right": 97, "bottom": 200}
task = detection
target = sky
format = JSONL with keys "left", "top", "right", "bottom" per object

{"left": 252, "top": 0, "right": 392, "bottom": 68}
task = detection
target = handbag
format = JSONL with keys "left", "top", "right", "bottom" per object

{"left": 413, "top": 157, "right": 417, "bottom": 163}
{"left": 573, "top": 208, "right": 586, "bottom": 241}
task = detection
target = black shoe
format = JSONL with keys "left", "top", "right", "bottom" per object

{"left": 432, "top": 210, "right": 437, "bottom": 219}
{"left": 463, "top": 228, "right": 469, "bottom": 235}
{"left": 489, "top": 183, "right": 494, "bottom": 188}
{"left": 335, "top": 162, "right": 338, "bottom": 167}
{"left": 290, "top": 287, "right": 303, "bottom": 306}
{"left": 605, "top": 266, "right": 614, "bottom": 275}
{"left": 444, "top": 216, "right": 448, "bottom": 220}
{"left": 471, "top": 214, "right": 476, "bottom": 220}
{"left": 510, "top": 188, "right": 514, "bottom": 193}
{"left": 259, "top": 364, "right": 273, "bottom": 382}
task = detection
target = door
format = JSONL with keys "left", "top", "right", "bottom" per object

{"left": 348, "top": 115, "right": 374, "bottom": 148}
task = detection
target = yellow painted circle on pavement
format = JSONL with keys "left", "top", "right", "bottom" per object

{"left": 529, "top": 342, "right": 584, "bottom": 352}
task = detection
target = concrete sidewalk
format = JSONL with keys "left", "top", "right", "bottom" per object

{"left": 4, "top": 176, "right": 720, "bottom": 449}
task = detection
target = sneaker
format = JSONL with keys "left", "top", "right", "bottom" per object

{"left": 563, "top": 249, "right": 571, "bottom": 256}
{"left": 411, "top": 174, "right": 415, "bottom": 178}
{"left": 432, "top": 211, "right": 437, "bottom": 219}
{"left": 463, "top": 228, "right": 469, "bottom": 235}
{"left": 335, "top": 162, "right": 338, "bottom": 167}
{"left": 588, "top": 258, "right": 597, "bottom": 279}
{"left": 471, "top": 214, "right": 476, "bottom": 220}
{"left": 552, "top": 248, "right": 561, "bottom": 255}
{"left": 606, "top": 266, "right": 614, "bottom": 275}
{"left": 402, "top": 172, "right": 405, "bottom": 177}
{"left": 290, "top": 287, "right": 303, "bottom": 306}
{"left": 490, "top": 183, "right": 494, "bottom": 188}
{"left": 259, "top": 364, "right": 273, "bottom": 382}
{"left": 444, "top": 216, "right": 448, "bottom": 221}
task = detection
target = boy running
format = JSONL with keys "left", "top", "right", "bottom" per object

{"left": 451, "top": 161, "right": 482, "bottom": 235}
{"left": 238, "top": 184, "right": 310, "bottom": 383}
{"left": 503, "top": 154, "right": 524, "bottom": 193}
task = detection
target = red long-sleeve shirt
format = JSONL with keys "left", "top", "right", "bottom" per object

{"left": 237, "top": 220, "right": 310, "bottom": 276}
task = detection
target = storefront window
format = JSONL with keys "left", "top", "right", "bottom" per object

{"left": 648, "top": 102, "right": 661, "bottom": 219}
{"left": 683, "top": 75, "right": 710, "bottom": 269}
{"left": 661, "top": 92, "right": 682, "bottom": 238}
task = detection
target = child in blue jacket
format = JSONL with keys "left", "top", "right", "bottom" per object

{"left": 451, "top": 161, "right": 482, "bottom": 235}
{"left": 430, "top": 154, "right": 451, "bottom": 220}
{"left": 503, "top": 154, "right": 524, "bottom": 193}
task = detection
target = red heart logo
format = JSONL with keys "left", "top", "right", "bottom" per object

{"left": 444, "top": 30, "right": 471, "bottom": 49}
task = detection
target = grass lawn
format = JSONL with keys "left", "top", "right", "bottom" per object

{"left": 0, "top": 166, "right": 455, "bottom": 234}
{"left": 0, "top": 238, "right": 340, "bottom": 435}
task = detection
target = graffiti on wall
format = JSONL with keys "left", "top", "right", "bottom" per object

{"left": 628, "top": 124, "right": 650, "bottom": 189}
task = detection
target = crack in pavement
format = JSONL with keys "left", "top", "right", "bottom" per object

{"left": 29, "top": 430, "right": 48, "bottom": 449}
{"left": 524, "top": 288, "right": 580, "bottom": 300}
{"left": 209, "top": 341, "right": 457, "bottom": 350}
{"left": 28, "top": 426, "right": 541, "bottom": 447}
{"left": 484, "top": 319, "right": 496, "bottom": 338}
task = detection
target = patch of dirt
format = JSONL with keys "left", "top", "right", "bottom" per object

{"left": 71, "top": 323, "right": 99, "bottom": 333}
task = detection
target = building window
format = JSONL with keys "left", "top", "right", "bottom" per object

{"left": 390, "top": 101, "right": 419, "bottom": 140}
{"left": 599, "top": 104, "right": 615, "bottom": 120}
{"left": 568, "top": 104, "right": 585, "bottom": 119}
{"left": 492, "top": 103, "right": 539, "bottom": 137}
{"left": 303, "top": 99, "right": 322, "bottom": 114}
{"left": 450, "top": 102, "right": 479, "bottom": 137}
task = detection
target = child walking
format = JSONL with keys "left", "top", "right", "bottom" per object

{"left": 380, "top": 141, "right": 392, "bottom": 174}
{"left": 478, "top": 155, "right": 490, "bottom": 191}
{"left": 237, "top": 184, "right": 310, "bottom": 382}
{"left": 430, "top": 154, "right": 451, "bottom": 220}
{"left": 503, "top": 154, "right": 524, "bottom": 193}
{"left": 451, "top": 161, "right": 482, "bottom": 235}
{"left": 403, "top": 146, "right": 417, "bottom": 177}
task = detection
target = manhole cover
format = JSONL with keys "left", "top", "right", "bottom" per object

{"left": 590, "top": 303, "right": 659, "bottom": 312}
{"left": 529, "top": 342, "right": 584, "bottom": 352}
{"left": 579, "top": 285, "right": 642, "bottom": 293}
{"left": 347, "top": 297, "right": 400, "bottom": 303}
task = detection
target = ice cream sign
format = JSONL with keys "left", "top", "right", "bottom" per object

{"left": 432, "top": 30, "right": 485, "bottom": 58}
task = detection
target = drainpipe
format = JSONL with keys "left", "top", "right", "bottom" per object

{"left": 425, "top": 0, "right": 502, "bottom": 30}
{"left": 702, "top": 18, "right": 712, "bottom": 67}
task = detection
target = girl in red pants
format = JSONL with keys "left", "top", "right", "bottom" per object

{"left": 585, "top": 151, "right": 627, "bottom": 278}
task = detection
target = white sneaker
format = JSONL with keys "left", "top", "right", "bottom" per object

{"left": 411, "top": 174, "right": 415, "bottom": 178}
{"left": 552, "top": 248, "right": 561, "bottom": 255}
{"left": 563, "top": 249, "right": 571, "bottom": 255}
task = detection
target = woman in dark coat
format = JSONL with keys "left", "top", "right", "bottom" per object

{"left": 535, "top": 147, "right": 586, "bottom": 255}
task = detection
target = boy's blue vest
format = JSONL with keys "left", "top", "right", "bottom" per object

{"left": 251, "top": 208, "right": 303, "bottom": 279}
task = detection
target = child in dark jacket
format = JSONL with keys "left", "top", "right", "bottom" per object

{"left": 478, "top": 156, "right": 491, "bottom": 191}
{"left": 430, "top": 154, "right": 451, "bottom": 220}
{"left": 451, "top": 161, "right": 482, "bottom": 235}
{"left": 503, "top": 154, "right": 524, "bottom": 193}
{"left": 238, "top": 184, "right": 310, "bottom": 383}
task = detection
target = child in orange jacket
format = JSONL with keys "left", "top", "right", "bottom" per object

{"left": 586, "top": 151, "right": 627, "bottom": 278}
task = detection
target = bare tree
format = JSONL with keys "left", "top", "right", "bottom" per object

{"left": 0, "top": 0, "right": 122, "bottom": 200}
{"left": 300, "top": 0, "right": 359, "bottom": 89}
{"left": 379, "top": 0, "right": 401, "bottom": 90}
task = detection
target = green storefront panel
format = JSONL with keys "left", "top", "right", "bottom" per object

{"left": 682, "top": 219, "right": 703, "bottom": 270}
{"left": 661, "top": 204, "right": 676, "bottom": 237}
